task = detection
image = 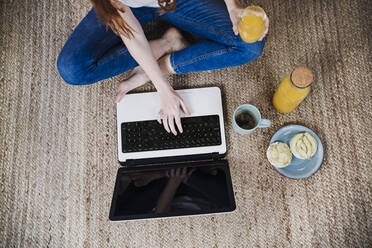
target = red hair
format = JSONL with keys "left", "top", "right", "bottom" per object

{"left": 90, "top": 0, "right": 176, "bottom": 38}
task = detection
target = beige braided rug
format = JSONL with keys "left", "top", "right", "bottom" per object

{"left": 0, "top": 0, "right": 371, "bottom": 247}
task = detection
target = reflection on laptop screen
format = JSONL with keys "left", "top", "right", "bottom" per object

{"left": 110, "top": 164, "right": 235, "bottom": 221}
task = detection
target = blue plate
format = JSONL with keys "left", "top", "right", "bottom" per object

{"left": 269, "top": 124, "right": 324, "bottom": 179}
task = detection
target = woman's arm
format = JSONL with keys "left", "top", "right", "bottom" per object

{"left": 117, "top": 6, "right": 170, "bottom": 93}
{"left": 224, "top": 0, "right": 242, "bottom": 13}
{"left": 116, "top": 6, "right": 190, "bottom": 135}
{"left": 224, "top": 0, "right": 243, "bottom": 35}
{"left": 154, "top": 178, "right": 179, "bottom": 214}
{"left": 154, "top": 168, "right": 189, "bottom": 214}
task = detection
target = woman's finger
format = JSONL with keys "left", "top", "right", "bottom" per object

{"left": 162, "top": 116, "right": 170, "bottom": 133}
{"left": 180, "top": 100, "right": 191, "bottom": 116}
{"left": 258, "top": 27, "right": 268, "bottom": 40}
{"left": 233, "top": 24, "right": 239, "bottom": 35}
{"left": 168, "top": 115, "right": 177, "bottom": 135}
{"left": 258, "top": 13, "right": 269, "bottom": 41}
{"left": 188, "top": 168, "right": 196, "bottom": 176}
{"left": 175, "top": 114, "right": 183, "bottom": 134}
{"left": 157, "top": 111, "right": 163, "bottom": 124}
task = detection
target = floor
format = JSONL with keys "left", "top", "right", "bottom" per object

{"left": 0, "top": 0, "right": 371, "bottom": 247}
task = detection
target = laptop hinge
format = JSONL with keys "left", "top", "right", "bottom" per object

{"left": 120, "top": 152, "right": 224, "bottom": 167}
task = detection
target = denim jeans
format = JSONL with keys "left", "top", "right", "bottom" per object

{"left": 57, "top": 0, "right": 265, "bottom": 85}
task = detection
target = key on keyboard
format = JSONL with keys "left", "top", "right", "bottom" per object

{"left": 121, "top": 115, "right": 221, "bottom": 153}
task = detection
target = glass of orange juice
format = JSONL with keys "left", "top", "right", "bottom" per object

{"left": 238, "top": 6, "right": 267, "bottom": 43}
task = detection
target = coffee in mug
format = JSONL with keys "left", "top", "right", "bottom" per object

{"left": 235, "top": 110, "right": 257, "bottom": 130}
{"left": 232, "top": 104, "right": 271, "bottom": 135}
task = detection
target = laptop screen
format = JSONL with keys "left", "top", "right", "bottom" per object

{"left": 109, "top": 161, "right": 235, "bottom": 221}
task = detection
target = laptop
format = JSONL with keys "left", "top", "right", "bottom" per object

{"left": 109, "top": 87, "right": 236, "bottom": 221}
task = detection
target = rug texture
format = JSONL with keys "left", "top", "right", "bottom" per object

{"left": 0, "top": 0, "right": 371, "bottom": 247}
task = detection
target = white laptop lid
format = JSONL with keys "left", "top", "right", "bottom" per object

{"left": 117, "top": 87, "right": 226, "bottom": 162}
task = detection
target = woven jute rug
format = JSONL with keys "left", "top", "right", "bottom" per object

{"left": 0, "top": 0, "right": 371, "bottom": 247}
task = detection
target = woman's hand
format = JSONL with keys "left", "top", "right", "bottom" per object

{"left": 226, "top": 1, "right": 269, "bottom": 40}
{"left": 157, "top": 88, "right": 191, "bottom": 135}
{"left": 155, "top": 167, "right": 194, "bottom": 214}
{"left": 239, "top": 8, "right": 269, "bottom": 41}
{"left": 167, "top": 168, "right": 195, "bottom": 186}
{"left": 168, "top": 168, "right": 188, "bottom": 186}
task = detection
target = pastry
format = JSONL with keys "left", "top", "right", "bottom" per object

{"left": 267, "top": 142, "right": 292, "bottom": 168}
{"left": 290, "top": 132, "right": 317, "bottom": 160}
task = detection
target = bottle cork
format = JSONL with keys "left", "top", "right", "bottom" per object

{"left": 291, "top": 66, "right": 314, "bottom": 88}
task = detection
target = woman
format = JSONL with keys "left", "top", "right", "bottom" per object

{"left": 57, "top": 0, "right": 269, "bottom": 135}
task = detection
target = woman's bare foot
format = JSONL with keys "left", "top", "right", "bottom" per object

{"left": 115, "top": 28, "right": 188, "bottom": 103}
{"left": 163, "top": 27, "right": 188, "bottom": 53}
{"left": 115, "top": 67, "right": 149, "bottom": 103}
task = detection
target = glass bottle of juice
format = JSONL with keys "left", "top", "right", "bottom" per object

{"left": 238, "top": 6, "right": 266, "bottom": 43}
{"left": 273, "top": 66, "right": 314, "bottom": 113}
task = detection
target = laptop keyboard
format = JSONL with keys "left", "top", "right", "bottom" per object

{"left": 121, "top": 115, "right": 222, "bottom": 153}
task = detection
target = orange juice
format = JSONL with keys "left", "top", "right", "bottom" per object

{"left": 273, "top": 67, "right": 314, "bottom": 113}
{"left": 238, "top": 6, "right": 266, "bottom": 43}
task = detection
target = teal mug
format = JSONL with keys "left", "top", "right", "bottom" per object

{"left": 232, "top": 104, "right": 271, "bottom": 134}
